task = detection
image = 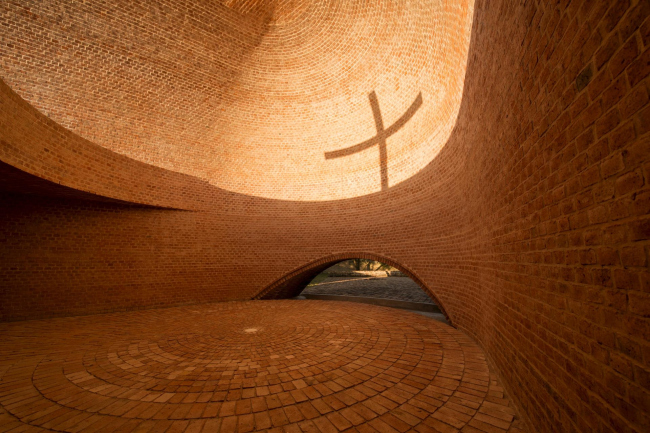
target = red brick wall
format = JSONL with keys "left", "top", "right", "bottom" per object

{"left": 1, "top": 0, "right": 649, "bottom": 432}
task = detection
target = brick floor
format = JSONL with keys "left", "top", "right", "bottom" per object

{"left": 302, "top": 278, "right": 434, "bottom": 304}
{"left": 0, "top": 301, "right": 525, "bottom": 432}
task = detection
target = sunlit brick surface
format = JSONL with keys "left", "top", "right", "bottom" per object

{"left": 0, "top": 301, "right": 524, "bottom": 432}
{"left": 0, "top": 0, "right": 474, "bottom": 200}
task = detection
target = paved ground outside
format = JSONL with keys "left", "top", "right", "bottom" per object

{"left": 303, "top": 277, "right": 434, "bottom": 304}
{"left": 0, "top": 300, "right": 525, "bottom": 432}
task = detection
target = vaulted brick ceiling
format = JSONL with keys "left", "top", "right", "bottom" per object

{"left": 0, "top": 0, "right": 473, "bottom": 200}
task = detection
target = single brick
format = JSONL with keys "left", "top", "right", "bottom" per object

{"left": 616, "top": 170, "right": 645, "bottom": 196}
{"left": 601, "top": 152, "right": 626, "bottom": 178}
{"left": 628, "top": 292, "right": 650, "bottom": 316}
{"left": 635, "top": 104, "right": 650, "bottom": 135}
{"left": 621, "top": 245, "right": 647, "bottom": 267}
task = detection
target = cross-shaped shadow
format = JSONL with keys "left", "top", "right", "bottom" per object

{"left": 325, "top": 91, "right": 423, "bottom": 191}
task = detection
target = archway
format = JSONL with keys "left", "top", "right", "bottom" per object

{"left": 253, "top": 252, "right": 452, "bottom": 325}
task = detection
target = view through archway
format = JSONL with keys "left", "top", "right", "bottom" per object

{"left": 297, "top": 259, "right": 448, "bottom": 324}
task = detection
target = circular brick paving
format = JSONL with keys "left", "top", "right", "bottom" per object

{"left": 0, "top": 301, "right": 524, "bottom": 432}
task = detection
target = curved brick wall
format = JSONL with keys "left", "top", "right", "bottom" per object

{"left": 1, "top": 1, "right": 650, "bottom": 432}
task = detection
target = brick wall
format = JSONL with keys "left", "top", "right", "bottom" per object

{"left": 1, "top": 0, "right": 649, "bottom": 432}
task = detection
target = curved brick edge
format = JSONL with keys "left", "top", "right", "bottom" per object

{"left": 253, "top": 252, "right": 453, "bottom": 326}
{"left": 0, "top": 79, "right": 210, "bottom": 211}
{"left": 0, "top": 160, "right": 174, "bottom": 208}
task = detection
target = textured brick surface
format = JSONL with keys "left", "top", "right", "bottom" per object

{"left": 0, "top": 301, "right": 524, "bottom": 432}
{"left": 0, "top": 0, "right": 474, "bottom": 201}
{"left": 0, "top": 0, "right": 649, "bottom": 432}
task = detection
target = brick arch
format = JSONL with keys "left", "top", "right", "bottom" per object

{"left": 254, "top": 252, "right": 452, "bottom": 325}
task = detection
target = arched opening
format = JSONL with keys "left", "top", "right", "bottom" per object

{"left": 299, "top": 259, "right": 448, "bottom": 324}
{"left": 254, "top": 253, "right": 452, "bottom": 326}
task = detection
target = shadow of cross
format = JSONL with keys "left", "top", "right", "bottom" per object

{"left": 325, "top": 91, "right": 423, "bottom": 191}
